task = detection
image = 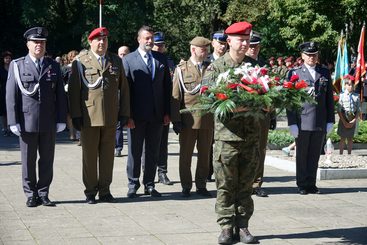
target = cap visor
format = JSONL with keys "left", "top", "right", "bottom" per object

{"left": 250, "top": 41, "right": 260, "bottom": 45}
{"left": 302, "top": 51, "right": 318, "bottom": 55}
{"left": 28, "top": 37, "right": 47, "bottom": 41}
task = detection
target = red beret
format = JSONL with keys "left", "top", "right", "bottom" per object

{"left": 343, "top": 74, "right": 355, "bottom": 81}
{"left": 277, "top": 57, "right": 283, "bottom": 61}
{"left": 269, "top": 57, "right": 275, "bottom": 61}
{"left": 225, "top": 22, "right": 252, "bottom": 36}
{"left": 88, "top": 27, "right": 109, "bottom": 41}
{"left": 285, "top": 57, "right": 292, "bottom": 62}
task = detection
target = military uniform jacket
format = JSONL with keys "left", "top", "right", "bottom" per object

{"left": 171, "top": 59, "right": 213, "bottom": 129}
{"left": 6, "top": 55, "right": 67, "bottom": 132}
{"left": 286, "top": 64, "right": 335, "bottom": 131}
{"left": 68, "top": 50, "right": 130, "bottom": 127}
{"left": 204, "top": 52, "right": 260, "bottom": 141}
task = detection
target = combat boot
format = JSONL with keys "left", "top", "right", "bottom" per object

{"left": 238, "top": 227, "right": 257, "bottom": 244}
{"left": 218, "top": 228, "right": 233, "bottom": 244}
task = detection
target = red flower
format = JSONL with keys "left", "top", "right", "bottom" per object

{"left": 260, "top": 68, "right": 268, "bottom": 76}
{"left": 216, "top": 93, "right": 228, "bottom": 100}
{"left": 289, "top": 74, "right": 299, "bottom": 83}
{"left": 333, "top": 95, "right": 339, "bottom": 102}
{"left": 283, "top": 81, "right": 294, "bottom": 89}
{"left": 295, "top": 80, "right": 308, "bottom": 90}
{"left": 274, "top": 76, "right": 280, "bottom": 82}
{"left": 200, "top": 86, "right": 209, "bottom": 94}
{"left": 227, "top": 83, "right": 239, "bottom": 89}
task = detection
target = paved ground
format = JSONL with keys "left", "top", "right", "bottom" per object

{"left": 0, "top": 130, "right": 366, "bottom": 245}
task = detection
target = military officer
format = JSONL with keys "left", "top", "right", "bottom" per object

{"left": 206, "top": 31, "right": 228, "bottom": 183}
{"left": 6, "top": 27, "right": 67, "bottom": 207}
{"left": 204, "top": 22, "right": 259, "bottom": 244}
{"left": 68, "top": 27, "right": 130, "bottom": 204}
{"left": 244, "top": 31, "right": 274, "bottom": 198}
{"left": 207, "top": 31, "right": 228, "bottom": 63}
{"left": 171, "top": 36, "right": 214, "bottom": 197}
{"left": 286, "top": 41, "right": 334, "bottom": 195}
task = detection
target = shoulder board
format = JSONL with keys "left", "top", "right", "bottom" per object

{"left": 13, "top": 57, "right": 25, "bottom": 63}
{"left": 177, "top": 60, "right": 187, "bottom": 67}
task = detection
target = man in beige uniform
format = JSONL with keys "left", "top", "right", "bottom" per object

{"left": 68, "top": 27, "right": 130, "bottom": 204}
{"left": 171, "top": 37, "right": 214, "bottom": 197}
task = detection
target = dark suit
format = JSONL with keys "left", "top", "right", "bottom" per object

{"left": 286, "top": 64, "right": 335, "bottom": 189}
{"left": 123, "top": 49, "right": 171, "bottom": 191}
{"left": 6, "top": 55, "right": 67, "bottom": 198}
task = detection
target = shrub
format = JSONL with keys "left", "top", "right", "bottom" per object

{"left": 267, "top": 130, "right": 294, "bottom": 147}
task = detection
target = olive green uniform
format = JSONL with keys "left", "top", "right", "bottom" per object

{"left": 68, "top": 50, "right": 130, "bottom": 197}
{"left": 205, "top": 52, "right": 261, "bottom": 229}
{"left": 171, "top": 59, "right": 214, "bottom": 190}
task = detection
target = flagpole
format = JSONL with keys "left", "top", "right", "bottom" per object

{"left": 99, "top": 0, "right": 103, "bottom": 28}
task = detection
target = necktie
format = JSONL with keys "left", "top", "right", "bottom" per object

{"left": 197, "top": 63, "right": 202, "bottom": 75}
{"left": 99, "top": 56, "right": 104, "bottom": 69}
{"left": 350, "top": 94, "right": 354, "bottom": 112}
{"left": 146, "top": 53, "right": 152, "bottom": 73}
{"left": 36, "top": 59, "right": 41, "bottom": 74}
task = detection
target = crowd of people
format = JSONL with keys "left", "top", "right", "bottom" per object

{"left": 0, "top": 20, "right": 363, "bottom": 244}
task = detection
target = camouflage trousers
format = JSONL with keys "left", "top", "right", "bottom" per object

{"left": 214, "top": 139, "right": 260, "bottom": 229}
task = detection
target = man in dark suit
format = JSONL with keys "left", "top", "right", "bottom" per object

{"left": 6, "top": 27, "right": 67, "bottom": 207}
{"left": 286, "top": 41, "right": 335, "bottom": 195}
{"left": 123, "top": 25, "right": 171, "bottom": 198}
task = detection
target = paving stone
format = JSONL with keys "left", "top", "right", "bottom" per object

{"left": 0, "top": 131, "right": 366, "bottom": 244}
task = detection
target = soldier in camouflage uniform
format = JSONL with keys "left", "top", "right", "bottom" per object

{"left": 204, "top": 22, "right": 259, "bottom": 244}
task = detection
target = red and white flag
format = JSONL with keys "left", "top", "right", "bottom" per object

{"left": 355, "top": 24, "right": 366, "bottom": 86}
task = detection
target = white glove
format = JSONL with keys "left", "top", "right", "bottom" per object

{"left": 289, "top": 124, "right": 299, "bottom": 138}
{"left": 56, "top": 123, "right": 66, "bottom": 133}
{"left": 64, "top": 84, "right": 68, "bottom": 92}
{"left": 326, "top": 123, "right": 334, "bottom": 134}
{"left": 10, "top": 124, "right": 21, "bottom": 136}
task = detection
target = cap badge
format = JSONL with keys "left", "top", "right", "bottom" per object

{"left": 37, "top": 27, "right": 42, "bottom": 35}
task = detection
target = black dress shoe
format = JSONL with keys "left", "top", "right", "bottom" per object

{"left": 218, "top": 228, "right": 233, "bottom": 245}
{"left": 99, "top": 193, "right": 116, "bottom": 203}
{"left": 127, "top": 189, "right": 138, "bottom": 198}
{"left": 238, "top": 227, "right": 257, "bottom": 244}
{"left": 26, "top": 196, "right": 38, "bottom": 207}
{"left": 254, "top": 187, "right": 268, "bottom": 197}
{"left": 196, "top": 188, "right": 212, "bottom": 197}
{"left": 38, "top": 196, "right": 55, "bottom": 206}
{"left": 181, "top": 188, "right": 191, "bottom": 197}
{"left": 86, "top": 196, "right": 97, "bottom": 204}
{"left": 298, "top": 188, "right": 308, "bottom": 195}
{"left": 308, "top": 186, "right": 321, "bottom": 194}
{"left": 158, "top": 173, "right": 173, "bottom": 185}
{"left": 144, "top": 187, "right": 162, "bottom": 197}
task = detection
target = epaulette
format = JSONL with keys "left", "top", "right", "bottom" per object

{"left": 13, "top": 57, "right": 25, "bottom": 63}
{"left": 177, "top": 60, "right": 187, "bottom": 70}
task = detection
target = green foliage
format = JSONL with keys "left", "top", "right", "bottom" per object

{"left": 267, "top": 130, "right": 294, "bottom": 147}
{"left": 329, "top": 120, "right": 367, "bottom": 143}
{"left": 1, "top": 0, "right": 367, "bottom": 63}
